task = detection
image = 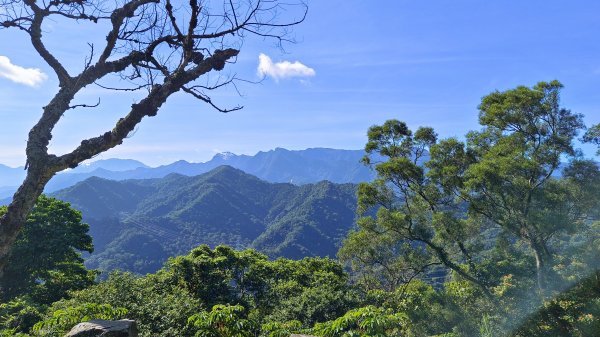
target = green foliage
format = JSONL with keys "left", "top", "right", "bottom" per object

{"left": 312, "top": 305, "right": 407, "bottom": 337}
{"left": 339, "top": 81, "right": 600, "bottom": 335}
{"left": 0, "top": 298, "right": 43, "bottom": 336}
{"left": 188, "top": 304, "right": 259, "bottom": 337}
{"left": 32, "top": 303, "right": 127, "bottom": 337}
{"left": 479, "top": 315, "right": 501, "bottom": 337}
{"left": 342, "top": 118, "right": 492, "bottom": 294}
{"left": 364, "top": 280, "right": 462, "bottom": 336}
{"left": 260, "top": 257, "right": 359, "bottom": 326}
{"left": 510, "top": 271, "right": 600, "bottom": 336}
{"left": 461, "top": 81, "right": 591, "bottom": 292}
{"left": 343, "top": 81, "right": 596, "bottom": 289}
{"left": 0, "top": 195, "right": 95, "bottom": 304}
{"left": 167, "top": 245, "right": 358, "bottom": 327}
{"left": 260, "top": 320, "right": 302, "bottom": 337}
{"left": 41, "top": 245, "right": 356, "bottom": 336}
{"left": 583, "top": 123, "right": 600, "bottom": 154}
{"left": 167, "top": 245, "right": 270, "bottom": 309}
{"left": 54, "top": 167, "right": 359, "bottom": 275}
{"left": 50, "top": 271, "right": 202, "bottom": 337}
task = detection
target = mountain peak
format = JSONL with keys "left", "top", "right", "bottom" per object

{"left": 74, "top": 158, "right": 149, "bottom": 173}
{"left": 213, "top": 151, "right": 237, "bottom": 160}
{"left": 207, "top": 165, "right": 253, "bottom": 178}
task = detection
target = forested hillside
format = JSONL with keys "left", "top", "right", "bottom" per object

{"left": 52, "top": 166, "right": 358, "bottom": 274}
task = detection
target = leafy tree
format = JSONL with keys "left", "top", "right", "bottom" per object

{"left": 0, "top": 0, "right": 306, "bottom": 276}
{"left": 0, "top": 195, "right": 95, "bottom": 304}
{"left": 42, "top": 245, "right": 357, "bottom": 336}
{"left": 0, "top": 298, "right": 43, "bottom": 336}
{"left": 363, "top": 280, "right": 461, "bottom": 337}
{"left": 260, "top": 320, "right": 302, "bottom": 337}
{"left": 338, "top": 224, "right": 433, "bottom": 292}
{"left": 459, "top": 80, "right": 585, "bottom": 293}
{"left": 312, "top": 305, "right": 407, "bottom": 337}
{"left": 50, "top": 271, "right": 202, "bottom": 337}
{"left": 260, "top": 257, "right": 359, "bottom": 327}
{"left": 583, "top": 123, "right": 600, "bottom": 154}
{"left": 340, "top": 119, "right": 492, "bottom": 295}
{"left": 166, "top": 245, "right": 272, "bottom": 310}
{"left": 188, "top": 304, "right": 259, "bottom": 337}
{"left": 166, "top": 245, "right": 358, "bottom": 327}
{"left": 341, "top": 81, "right": 596, "bottom": 300}
{"left": 32, "top": 303, "right": 128, "bottom": 337}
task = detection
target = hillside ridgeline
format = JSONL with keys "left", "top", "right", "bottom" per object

{"left": 52, "top": 166, "right": 359, "bottom": 274}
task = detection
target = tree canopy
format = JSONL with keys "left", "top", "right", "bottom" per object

{"left": 0, "top": 195, "right": 95, "bottom": 305}
{"left": 340, "top": 81, "right": 600, "bottom": 331}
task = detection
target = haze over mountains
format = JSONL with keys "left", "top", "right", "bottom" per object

{"left": 0, "top": 148, "right": 375, "bottom": 200}
{"left": 51, "top": 166, "right": 359, "bottom": 275}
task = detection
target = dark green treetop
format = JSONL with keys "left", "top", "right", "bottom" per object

{"left": 0, "top": 195, "right": 95, "bottom": 304}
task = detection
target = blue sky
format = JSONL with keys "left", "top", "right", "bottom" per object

{"left": 1, "top": 1, "right": 599, "bottom": 167}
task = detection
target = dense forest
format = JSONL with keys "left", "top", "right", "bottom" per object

{"left": 52, "top": 167, "right": 358, "bottom": 274}
{"left": 1, "top": 81, "right": 600, "bottom": 336}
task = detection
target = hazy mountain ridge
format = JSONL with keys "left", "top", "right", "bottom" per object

{"left": 0, "top": 164, "right": 25, "bottom": 198}
{"left": 51, "top": 166, "right": 359, "bottom": 275}
{"left": 69, "top": 158, "right": 149, "bottom": 173}
{"left": 0, "top": 148, "right": 375, "bottom": 200}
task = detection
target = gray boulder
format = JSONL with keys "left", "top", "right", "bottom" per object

{"left": 64, "top": 319, "right": 138, "bottom": 337}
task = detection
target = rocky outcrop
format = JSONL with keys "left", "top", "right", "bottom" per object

{"left": 64, "top": 319, "right": 138, "bottom": 337}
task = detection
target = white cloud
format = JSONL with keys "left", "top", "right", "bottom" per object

{"left": 0, "top": 56, "right": 47, "bottom": 87}
{"left": 257, "top": 53, "right": 315, "bottom": 81}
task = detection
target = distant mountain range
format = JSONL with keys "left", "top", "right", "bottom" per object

{"left": 0, "top": 164, "right": 26, "bottom": 199}
{"left": 0, "top": 148, "right": 375, "bottom": 200}
{"left": 51, "top": 166, "right": 359, "bottom": 275}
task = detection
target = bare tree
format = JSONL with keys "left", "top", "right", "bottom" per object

{"left": 0, "top": 0, "right": 306, "bottom": 275}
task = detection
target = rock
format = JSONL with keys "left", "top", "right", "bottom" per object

{"left": 64, "top": 319, "right": 138, "bottom": 337}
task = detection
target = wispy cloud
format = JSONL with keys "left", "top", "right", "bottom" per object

{"left": 0, "top": 56, "right": 47, "bottom": 87}
{"left": 257, "top": 53, "right": 315, "bottom": 81}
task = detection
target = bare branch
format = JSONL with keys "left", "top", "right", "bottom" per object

{"left": 99, "top": 0, "right": 159, "bottom": 63}
{"left": 25, "top": 0, "right": 71, "bottom": 84}
{"left": 94, "top": 81, "right": 150, "bottom": 92}
{"left": 51, "top": 48, "right": 239, "bottom": 171}
{"left": 84, "top": 43, "right": 95, "bottom": 70}
{"left": 182, "top": 85, "right": 243, "bottom": 113}
{"left": 67, "top": 98, "right": 101, "bottom": 110}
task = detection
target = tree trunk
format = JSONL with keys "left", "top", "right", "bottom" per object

{"left": 0, "top": 166, "right": 54, "bottom": 277}
{"left": 533, "top": 248, "right": 545, "bottom": 294}
{"left": 530, "top": 239, "right": 551, "bottom": 297}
